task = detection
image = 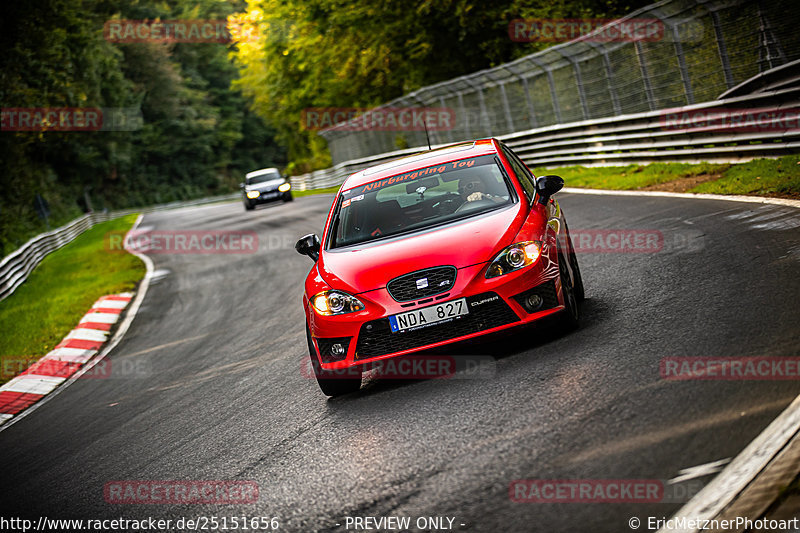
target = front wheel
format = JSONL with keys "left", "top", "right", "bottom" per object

{"left": 244, "top": 200, "right": 255, "bottom": 211}
{"left": 568, "top": 240, "right": 585, "bottom": 302}
{"left": 306, "top": 326, "right": 361, "bottom": 397}
{"left": 558, "top": 251, "right": 580, "bottom": 331}
{"left": 563, "top": 222, "right": 585, "bottom": 302}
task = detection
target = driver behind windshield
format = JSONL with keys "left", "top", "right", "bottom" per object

{"left": 458, "top": 176, "right": 506, "bottom": 204}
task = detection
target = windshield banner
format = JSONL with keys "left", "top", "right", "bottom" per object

{"left": 344, "top": 155, "right": 497, "bottom": 198}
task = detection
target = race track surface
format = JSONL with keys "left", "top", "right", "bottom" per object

{"left": 1, "top": 193, "right": 799, "bottom": 532}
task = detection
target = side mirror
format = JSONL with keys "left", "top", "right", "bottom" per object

{"left": 295, "top": 233, "right": 321, "bottom": 262}
{"left": 535, "top": 175, "right": 564, "bottom": 204}
{"left": 239, "top": 182, "right": 245, "bottom": 189}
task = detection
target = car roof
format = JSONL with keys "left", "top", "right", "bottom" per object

{"left": 246, "top": 168, "right": 280, "bottom": 179}
{"left": 341, "top": 139, "right": 498, "bottom": 191}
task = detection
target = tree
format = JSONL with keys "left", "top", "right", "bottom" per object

{"left": 231, "top": 0, "right": 655, "bottom": 172}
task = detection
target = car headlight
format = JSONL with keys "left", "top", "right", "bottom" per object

{"left": 311, "top": 290, "right": 365, "bottom": 315}
{"left": 278, "top": 182, "right": 291, "bottom": 192}
{"left": 485, "top": 241, "right": 542, "bottom": 279}
{"left": 246, "top": 190, "right": 260, "bottom": 199}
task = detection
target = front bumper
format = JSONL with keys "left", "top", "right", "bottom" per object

{"left": 307, "top": 256, "right": 565, "bottom": 370}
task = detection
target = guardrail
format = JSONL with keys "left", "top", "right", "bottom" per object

{"left": 503, "top": 86, "right": 800, "bottom": 167}
{"left": 0, "top": 193, "right": 238, "bottom": 302}
{"left": 290, "top": 85, "right": 800, "bottom": 191}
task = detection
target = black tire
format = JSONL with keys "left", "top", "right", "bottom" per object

{"left": 567, "top": 236, "right": 585, "bottom": 302}
{"left": 284, "top": 192, "right": 294, "bottom": 202}
{"left": 306, "top": 326, "right": 361, "bottom": 397}
{"left": 563, "top": 221, "right": 585, "bottom": 302}
{"left": 244, "top": 200, "right": 255, "bottom": 211}
{"left": 558, "top": 251, "right": 580, "bottom": 331}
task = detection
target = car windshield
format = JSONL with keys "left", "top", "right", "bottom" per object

{"left": 329, "top": 154, "right": 513, "bottom": 248}
{"left": 247, "top": 171, "right": 280, "bottom": 185}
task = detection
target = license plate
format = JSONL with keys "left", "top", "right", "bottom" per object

{"left": 262, "top": 191, "right": 278, "bottom": 199}
{"left": 389, "top": 298, "right": 469, "bottom": 333}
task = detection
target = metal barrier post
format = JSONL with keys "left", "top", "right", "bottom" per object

{"left": 710, "top": 10, "right": 735, "bottom": 89}
{"left": 527, "top": 57, "right": 562, "bottom": 123}
{"left": 556, "top": 49, "right": 590, "bottom": 120}
{"left": 634, "top": 41, "right": 657, "bottom": 110}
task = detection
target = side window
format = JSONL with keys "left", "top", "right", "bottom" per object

{"left": 501, "top": 146, "right": 536, "bottom": 201}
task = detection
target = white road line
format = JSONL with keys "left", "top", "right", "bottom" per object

{"left": 658, "top": 394, "right": 800, "bottom": 532}
{"left": 668, "top": 458, "right": 731, "bottom": 484}
{"left": 150, "top": 269, "right": 170, "bottom": 282}
{"left": 0, "top": 214, "right": 155, "bottom": 433}
{"left": 562, "top": 187, "right": 800, "bottom": 209}
{"left": 79, "top": 312, "right": 120, "bottom": 324}
{"left": 65, "top": 329, "right": 109, "bottom": 342}
{"left": 1, "top": 375, "right": 66, "bottom": 395}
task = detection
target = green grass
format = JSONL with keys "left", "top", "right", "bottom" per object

{"left": 0, "top": 215, "right": 145, "bottom": 384}
{"left": 530, "top": 162, "right": 731, "bottom": 190}
{"left": 690, "top": 156, "right": 800, "bottom": 197}
{"left": 292, "top": 185, "right": 341, "bottom": 197}
{"left": 531, "top": 155, "right": 800, "bottom": 197}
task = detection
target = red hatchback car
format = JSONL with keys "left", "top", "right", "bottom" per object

{"left": 296, "top": 139, "right": 584, "bottom": 396}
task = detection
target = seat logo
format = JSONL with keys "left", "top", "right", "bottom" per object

{"left": 416, "top": 278, "right": 429, "bottom": 289}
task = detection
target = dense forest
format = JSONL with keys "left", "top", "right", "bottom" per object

{"left": 1, "top": 0, "right": 651, "bottom": 255}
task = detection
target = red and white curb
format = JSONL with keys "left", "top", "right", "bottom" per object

{"left": 0, "top": 293, "right": 134, "bottom": 425}
{"left": 0, "top": 213, "right": 155, "bottom": 432}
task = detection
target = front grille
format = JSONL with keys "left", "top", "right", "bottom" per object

{"left": 386, "top": 266, "right": 457, "bottom": 302}
{"left": 355, "top": 292, "right": 520, "bottom": 359}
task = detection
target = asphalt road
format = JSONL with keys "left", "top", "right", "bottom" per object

{"left": 1, "top": 192, "right": 799, "bottom": 532}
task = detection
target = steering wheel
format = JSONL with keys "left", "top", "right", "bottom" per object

{"left": 432, "top": 193, "right": 460, "bottom": 215}
{"left": 454, "top": 198, "right": 496, "bottom": 214}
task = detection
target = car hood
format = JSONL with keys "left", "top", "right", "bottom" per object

{"left": 318, "top": 203, "right": 524, "bottom": 294}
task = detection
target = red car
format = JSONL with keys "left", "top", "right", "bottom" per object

{"left": 296, "top": 138, "right": 584, "bottom": 396}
